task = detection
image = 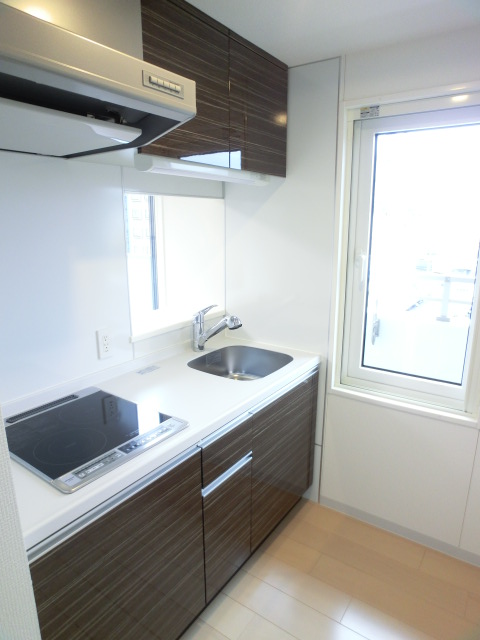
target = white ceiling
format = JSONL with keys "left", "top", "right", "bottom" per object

{"left": 185, "top": 0, "right": 480, "bottom": 67}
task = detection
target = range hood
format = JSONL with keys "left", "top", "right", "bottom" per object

{"left": 0, "top": 4, "right": 196, "bottom": 158}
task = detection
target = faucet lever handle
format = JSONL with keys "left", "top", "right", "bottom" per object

{"left": 194, "top": 304, "right": 217, "bottom": 322}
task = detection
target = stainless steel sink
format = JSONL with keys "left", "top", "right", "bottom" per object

{"left": 188, "top": 345, "right": 293, "bottom": 381}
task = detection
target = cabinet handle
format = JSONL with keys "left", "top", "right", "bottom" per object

{"left": 197, "top": 411, "right": 251, "bottom": 449}
{"left": 201, "top": 452, "right": 252, "bottom": 498}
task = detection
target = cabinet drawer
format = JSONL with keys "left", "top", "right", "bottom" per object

{"left": 200, "top": 412, "right": 253, "bottom": 486}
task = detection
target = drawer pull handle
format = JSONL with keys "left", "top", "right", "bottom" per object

{"left": 202, "top": 452, "right": 252, "bottom": 498}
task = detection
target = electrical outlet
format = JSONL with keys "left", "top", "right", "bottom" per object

{"left": 96, "top": 328, "right": 112, "bottom": 359}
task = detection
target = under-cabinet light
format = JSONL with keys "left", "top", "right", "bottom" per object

{"left": 134, "top": 153, "right": 270, "bottom": 186}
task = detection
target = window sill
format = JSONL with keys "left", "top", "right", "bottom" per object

{"left": 130, "top": 309, "right": 226, "bottom": 344}
{"left": 329, "top": 381, "right": 480, "bottom": 429}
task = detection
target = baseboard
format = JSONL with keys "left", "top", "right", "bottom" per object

{"left": 319, "top": 496, "right": 480, "bottom": 568}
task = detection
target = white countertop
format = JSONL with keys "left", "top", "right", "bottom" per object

{"left": 9, "top": 338, "right": 320, "bottom": 552}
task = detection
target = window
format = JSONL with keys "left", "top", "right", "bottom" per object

{"left": 341, "top": 102, "right": 480, "bottom": 412}
{"left": 124, "top": 193, "right": 225, "bottom": 337}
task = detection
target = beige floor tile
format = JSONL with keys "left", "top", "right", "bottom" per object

{"left": 331, "top": 517, "right": 425, "bottom": 570}
{"left": 342, "top": 599, "right": 436, "bottom": 640}
{"left": 349, "top": 570, "right": 474, "bottom": 640}
{"left": 277, "top": 516, "right": 334, "bottom": 552}
{"left": 260, "top": 529, "right": 321, "bottom": 573}
{"left": 180, "top": 501, "right": 480, "bottom": 640}
{"left": 421, "top": 549, "right": 480, "bottom": 596}
{"left": 312, "top": 552, "right": 475, "bottom": 640}
{"left": 244, "top": 551, "right": 350, "bottom": 621}
{"left": 237, "top": 614, "right": 298, "bottom": 640}
{"left": 294, "top": 502, "right": 426, "bottom": 569}
{"left": 179, "top": 619, "right": 229, "bottom": 640}
{"left": 466, "top": 593, "right": 480, "bottom": 625}
{"left": 310, "top": 552, "right": 366, "bottom": 595}
{"left": 299, "top": 500, "right": 352, "bottom": 532}
{"left": 316, "top": 534, "right": 468, "bottom": 616}
{"left": 295, "top": 499, "right": 357, "bottom": 528}
{"left": 223, "top": 569, "right": 366, "bottom": 640}
{"left": 199, "top": 592, "right": 256, "bottom": 640}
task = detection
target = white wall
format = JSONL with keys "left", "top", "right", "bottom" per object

{"left": 225, "top": 58, "right": 339, "bottom": 356}
{"left": 323, "top": 394, "right": 478, "bottom": 545}
{"left": 0, "top": 154, "right": 222, "bottom": 408}
{"left": 343, "top": 25, "right": 480, "bottom": 101}
{"left": 0, "top": 407, "right": 41, "bottom": 640}
{"left": 321, "top": 25, "right": 480, "bottom": 562}
{"left": 0, "top": 154, "right": 131, "bottom": 403}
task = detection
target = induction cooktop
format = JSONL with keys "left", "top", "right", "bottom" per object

{"left": 5, "top": 387, "right": 188, "bottom": 493}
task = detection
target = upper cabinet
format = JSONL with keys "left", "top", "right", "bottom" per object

{"left": 141, "top": 0, "right": 230, "bottom": 162}
{"left": 229, "top": 34, "right": 288, "bottom": 176}
{"left": 140, "top": 0, "right": 288, "bottom": 177}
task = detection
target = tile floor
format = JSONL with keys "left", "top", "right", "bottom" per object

{"left": 180, "top": 499, "right": 480, "bottom": 640}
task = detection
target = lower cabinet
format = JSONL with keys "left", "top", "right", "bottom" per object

{"left": 251, "top": 368, "right": 319, "bottom": 550}
{"left": 29, "top": 448, "right": 205, "bottom": 640}
{"left": 28, "top": 367, "right": 319, "bottom": 639}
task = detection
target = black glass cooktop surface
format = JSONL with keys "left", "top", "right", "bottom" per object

{"left": 5, "top": 387, "right": 188, "bottom": 493}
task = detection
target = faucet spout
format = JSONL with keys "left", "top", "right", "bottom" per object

{"left": 192, "top": 306, "right": 242, "bottom": 351}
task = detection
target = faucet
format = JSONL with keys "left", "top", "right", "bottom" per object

{"left": 192, "top": 305, "right": 242, "bottom": 351}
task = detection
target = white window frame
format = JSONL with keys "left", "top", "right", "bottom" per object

{"left": 333, "top": 91, "right": 480, "bottom": 417}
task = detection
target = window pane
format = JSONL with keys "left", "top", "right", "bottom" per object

{"left": 362, "top": 124, "right": 480, "bottom": 385}
{"left": 124, "top": 194, "right": 225, "bottom": 336}
{"left": 161, "top": 196, "right": 225, "bottom": 322}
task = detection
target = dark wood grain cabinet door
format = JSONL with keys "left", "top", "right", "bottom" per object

{"left": 251, "top": 369, "right": 319, "bottom": 551}
{"left": 203, "top": 455, "right": 252, "bottom": 602}
{"left": 141, "top": 0, "right": 230, "bottom": 161}
{"left": 229, "top": 35, "right": 288, "bottom": 177}
{"left": 140, "top": 0, "right": 287, "bottom": 177}
{"left": 200, "top": 414, "right": 253, "bottom": 602}
{"left": 30, "top": 449, "right": 205, "bottom": 640}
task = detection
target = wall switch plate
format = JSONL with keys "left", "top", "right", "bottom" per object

{"left": 96, "top": 328, "right": 112, "bottom": 359}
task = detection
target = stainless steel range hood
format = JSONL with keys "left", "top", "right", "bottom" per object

{"left": 0, "top": 4, "right": 196, "bottom": 158}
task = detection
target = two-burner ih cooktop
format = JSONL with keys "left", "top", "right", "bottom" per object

{"left": 5, "top": 387, "right": 188, "bottom": 493}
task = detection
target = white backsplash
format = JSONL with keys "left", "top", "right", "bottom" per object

{"left": 0, "top": 150, "right": 223, "bottom": 407}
